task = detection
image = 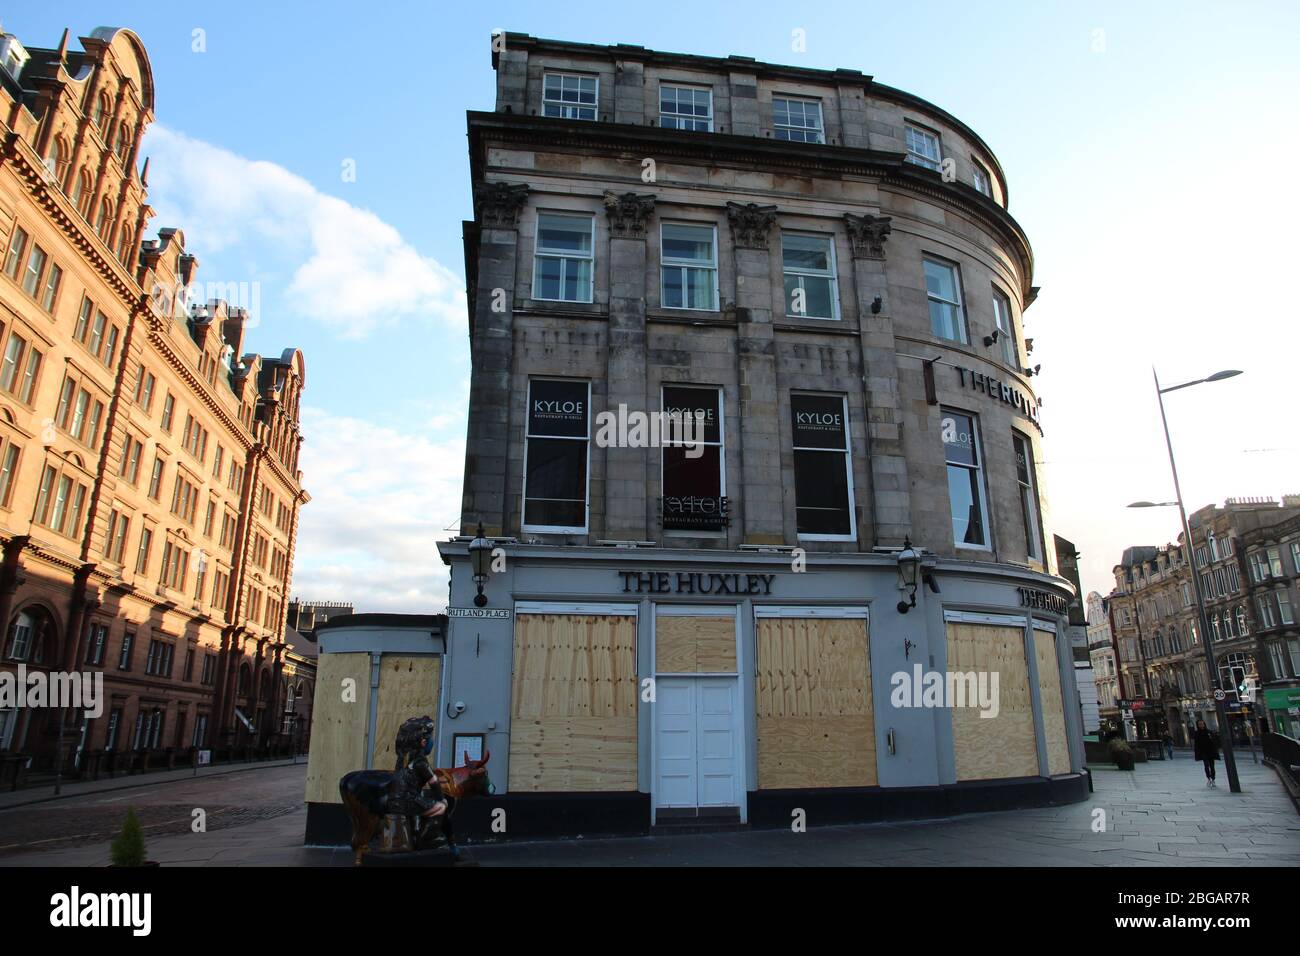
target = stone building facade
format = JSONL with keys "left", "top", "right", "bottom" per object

{"left": 0, "top": 25, "right": 308, "bottom": 775}
{"left": 1085, "top": 590, "right": 1119, "bottom": 733}
{"left": 1106, "top": 498, "right": 1300, "bottom": 746}
{"left": 435, "top": 34, "right": 1084, "bottom": 835}
{"left": 1237, "top": 497, "right": 1300, "bottom": 738}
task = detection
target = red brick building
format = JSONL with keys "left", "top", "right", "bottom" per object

{"left": 0, "top": 24, "right": 308, "bottom": 782}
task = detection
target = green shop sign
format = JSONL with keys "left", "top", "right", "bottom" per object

{"left": 1262, "top": 687, "right": 1300, "bottom": 709}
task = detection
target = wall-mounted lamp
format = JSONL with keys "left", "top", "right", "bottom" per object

{"left": 982, "top": 329, "right": 1001, "bottom": 347}
{"left": 871, "top": 296, "right": 883, "bottom": 314}
{"left": 1023, "top": 364, "right": 1042, "bottom": 377}
{"left": 896, "top": 537, "right": 921, "bottom": 614}
{"left": 468, "top": 523, "right": 493, "bottom": 607}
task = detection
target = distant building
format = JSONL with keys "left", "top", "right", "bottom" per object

{"left": 1238, "top": 495, "right": 1300, "bottom": 738}
{"left": 1107, "top": 497, "right": 1300, "bottom": 746}
{"left": 287, "top": 599, "right": 353, "bottom": 639}
{"left": 280, "top": 623, "right": 317, "bottom": 753}
{"left": 1086, "top": 590, "right": 1119, "bottom": 735}
{"left": 1055, "top": 536, "right": 1098, "bottom": 736}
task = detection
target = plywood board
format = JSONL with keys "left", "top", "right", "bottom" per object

{"left": 755, "top": 617, "right": 876, "bottom": 788}
{"left": 305, "top": 652, "right": 372, "bottom": 804}
{"left": 945, "top": 622, "right": 1039, "bottom": 781}
{"left": 371, "top": 655, "right": 442, "bottom": 771}
{"left": 509, "top": 614, "right": 637, "bottom": 792}
{"left": 1033, "top": 630, "right": 1071, "bottom": 775}
{"left": 655, "top": 614, "right": 736, "bottom": 673}
{"left": 507, "top": 717, "right": 638, "bottom": 792}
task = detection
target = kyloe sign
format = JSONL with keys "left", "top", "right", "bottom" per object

{"left": 619, "top": 571, "right": 776, "bottom": 595}
{"left": 954, "top": 366, "right": 1043, "bottom": 434}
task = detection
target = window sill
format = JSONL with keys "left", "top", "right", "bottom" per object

{"left": 519, "top": 299, "right": 606, "bottom": 318}
{"left": 647, "top": 308, "right": 732, "bottom": 325}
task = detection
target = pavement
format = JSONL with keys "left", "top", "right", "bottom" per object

{"left": 0, "top": 756, "right": 303, "bottom": 811}
{"left": 0, "top": 752, "right": 1295, "bottom": 866}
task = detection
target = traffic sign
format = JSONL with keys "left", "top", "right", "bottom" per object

{"left": 1213, "top": 688, "right": 1226, "bottom": 701}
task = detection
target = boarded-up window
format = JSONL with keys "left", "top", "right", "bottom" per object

{"left": 510, "top": 612, "right": 637, "bottom": 792}
{"left": 305, "top": 652, "right": 372, "bottom": 804}
{"left": 755, "top": 616, "right": 876, "bottom": 788}
{"left": 945, "top": 621, "right": 1038, "bottom": 780}
{"left": 1033, "top": 627, "right": 1071, "bottom": 775}
{"left": 655, "top": 612, "right": 736, "bottom": 673}
{"left": 371, "top": 656, "right": 443, "bottom": 770}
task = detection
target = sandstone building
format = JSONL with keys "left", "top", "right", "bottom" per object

{"left": 1106, "top": 497, "right": 1300, "bottom": 745}
{"left": 432, "top": 33, "right": 1084, "bottom": 835}
{"left": 0, "top": 25, "right": 308, "bottom": 777}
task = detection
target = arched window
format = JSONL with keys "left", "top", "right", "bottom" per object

{"left": 6, "top": 608, "right": 50, "bottom": 664}
{"left": 236, "top": 662, "right": 251, "bottom": 697}
{"left": 43, "top": 137, "right": 68, "bottom": 185}
{"left": 94, "top": 93, "right": 111, "bottom": 132}
{"left": 117, "top": 211, "right": 135, "bottom": 262}
{"left": 7, "top": 611, "right": 35, "bottom": 661}
{"left": 115, "top": 123, "right": 132, "bottom": 161}
{"left": 72, "top": 168, "right": 93, "bottom": 215}
{"left": 96, "top": 198, "right": 113, "bottom": 240}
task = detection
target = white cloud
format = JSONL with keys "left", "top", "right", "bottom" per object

{"left": 290, "top": 407, "right": 466, "bottom": 613}
{"left": 141, "top": 124, "right": 466, "bottom": 337}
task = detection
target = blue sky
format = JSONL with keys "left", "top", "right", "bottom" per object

{"left": 8, "top": 1, "right": 1298, "bottom": 608}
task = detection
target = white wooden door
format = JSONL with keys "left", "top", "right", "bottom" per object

{"left": 654, "top": 677, "right": 739, "bottom": 809}
{"left": 696, "top": 678, "right": 739, "bottom": 807}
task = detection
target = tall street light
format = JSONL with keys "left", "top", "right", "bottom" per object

{"left": 1129, "top": 366, "right": 1243, "bottom": 793}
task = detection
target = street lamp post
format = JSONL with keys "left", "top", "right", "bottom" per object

{"left": 1133, "top": 366, "right": 1243, "bottom": 793}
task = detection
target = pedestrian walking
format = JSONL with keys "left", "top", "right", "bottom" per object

{"left": 1161, "top": 730, "right": 1174, "bottom": 761}
{"left": 1192, "top": 718, "right": 1219, "bottom": 787}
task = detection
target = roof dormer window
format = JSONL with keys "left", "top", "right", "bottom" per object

{"left": 0, "top": 37, "right": 29, "bottom": 82}
{"left": 542, "top": 72, "right": 597, "bottom": 121}
{"left": 905, "top": 123, "right": 942, "bottom": 170}
{"left": 773, "top": 96, "right": 824, "bottom": 144}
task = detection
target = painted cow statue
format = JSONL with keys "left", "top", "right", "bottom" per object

{"left": 338, "top": 715, "right": 492, "bottom": 865}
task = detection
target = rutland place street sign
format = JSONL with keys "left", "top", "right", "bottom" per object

{"left": 448, "top": 607, "right": 512, "bottom": 619}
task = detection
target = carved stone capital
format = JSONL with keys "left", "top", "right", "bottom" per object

{"left": 844, "top": 213, "right": 892, "bottom": 259}
{"left": 474, "top": 182, "right": 530, "bottom": 229}
{"left": 603, "top": 191, "right": 656, "bottom": 239}
{"left": 726, "top": 201, "right": 778, "bottom": 250}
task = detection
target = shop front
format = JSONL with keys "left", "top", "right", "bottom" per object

{"left": 437, "top": 541, "right": 1087, "bottom": 838}
{"left": 1263, "top": 687, "right": 1300, "bottom": 739}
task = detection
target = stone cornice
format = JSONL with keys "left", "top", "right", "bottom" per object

{"left": 147, "top": 326, "right": 253, "bottom": 452}
{"left": 467, "top": 112, "right": 1035, "bottom": 299}
{"left": 1, "top": 130, "right": 141, "bottom": 313}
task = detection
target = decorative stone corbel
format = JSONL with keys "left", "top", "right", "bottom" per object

{"left": 474, "top": 181, "right": 530, "bottom": 228}
{"left": 844, "top": 213, "right": 892, "bottom": 259}
{"left": 726, "top": 201, "right": 778, "bottom": 250}
{"left": 603, "top": 191, "right": 656, "bottom": 239}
